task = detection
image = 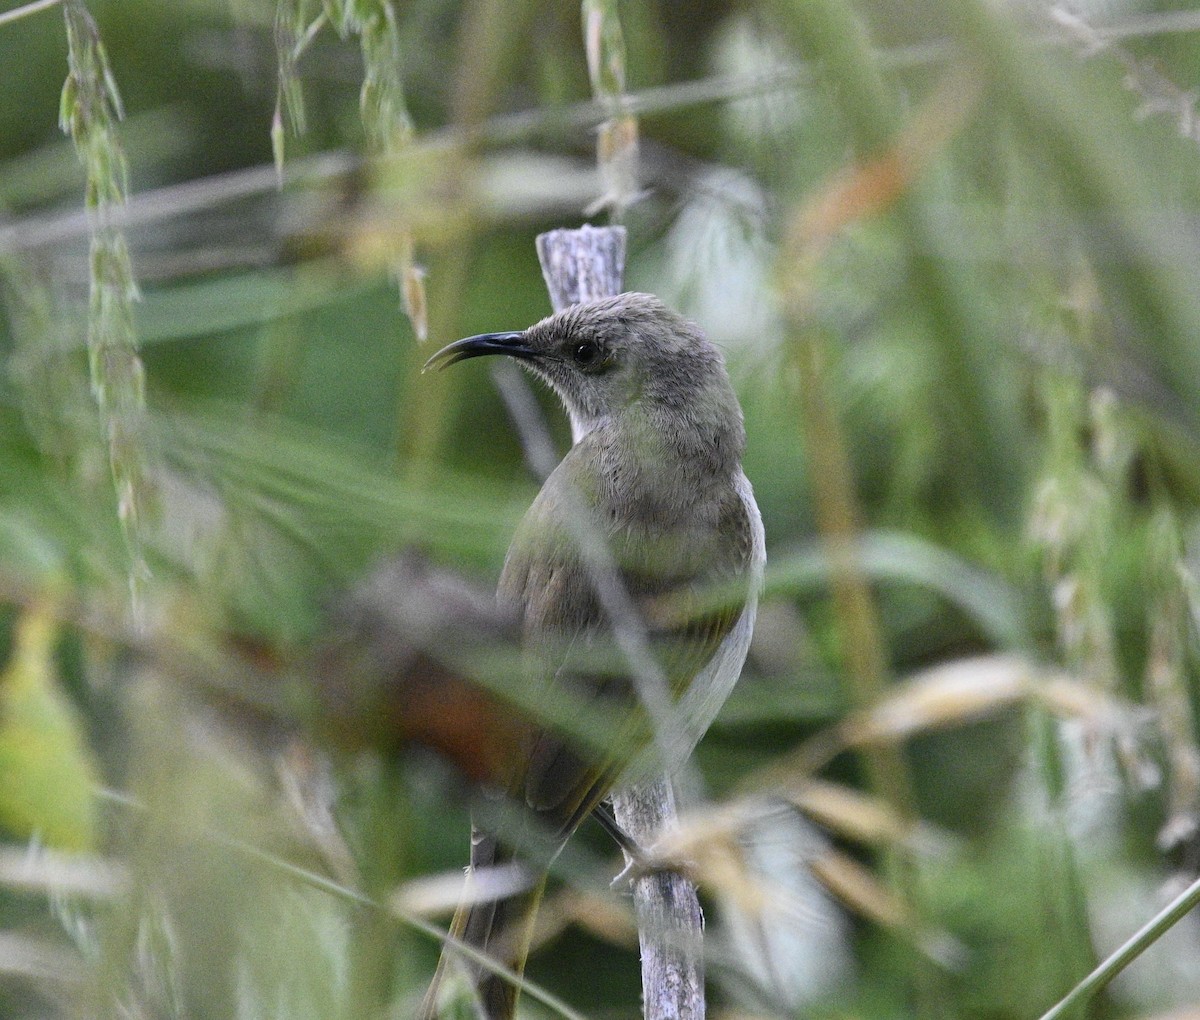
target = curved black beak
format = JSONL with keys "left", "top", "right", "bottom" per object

{"left": 422, "top": 331, "right": 535, "bottom": 372}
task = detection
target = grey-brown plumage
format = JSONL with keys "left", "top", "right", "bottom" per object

{"left": 419, "top": 293, "right": 765, "bottom": 1020}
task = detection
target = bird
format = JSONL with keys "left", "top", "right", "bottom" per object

{"left": 418, "top": 292, "right": 765, "bottom": 1020}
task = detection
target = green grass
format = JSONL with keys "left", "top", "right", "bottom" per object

{"left": 3, "top": 0, "right": 1200, "bottom": 1017}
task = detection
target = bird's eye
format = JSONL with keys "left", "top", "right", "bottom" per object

{"left": 573, "top": 341, "right": 600, "bottom": 367}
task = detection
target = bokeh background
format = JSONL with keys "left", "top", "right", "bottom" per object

{"left": 4, "top": 0, "right": 1200, "bottom": 1017}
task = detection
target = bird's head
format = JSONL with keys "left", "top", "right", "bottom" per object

{"left": 425, "top": 293, "right": 735, "bottom": 442}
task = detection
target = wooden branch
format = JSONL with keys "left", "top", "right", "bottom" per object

{"left": 535, "top": 226, "right": 627, "bottom": 311}
{"left": 609, "top": 778, "right": 705, "bottom": 1020}
{"left": 534, "top": 225, "right": 706, "bottom": 1020}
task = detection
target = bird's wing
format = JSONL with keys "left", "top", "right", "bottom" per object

{"left": 496, "top": 454, "right": 757, "bottom": 835}
{"left": 639, "top": 485, "right": 757, "bottom": 696}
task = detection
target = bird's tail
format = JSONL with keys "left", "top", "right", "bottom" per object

{"left": 418, "top": 828, "right": 546, "bottom": 1020}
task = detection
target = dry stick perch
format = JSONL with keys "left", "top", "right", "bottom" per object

{"left": 534, "top": 224, "right": 706, "bottom": 1020}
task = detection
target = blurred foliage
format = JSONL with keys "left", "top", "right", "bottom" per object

{"left": 3, "top": 0, "right": 1200, "bottom": 1017}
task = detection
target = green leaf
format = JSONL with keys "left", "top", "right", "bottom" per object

{"left": 0, "top": 599, "right": 99, "bottom": 851}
